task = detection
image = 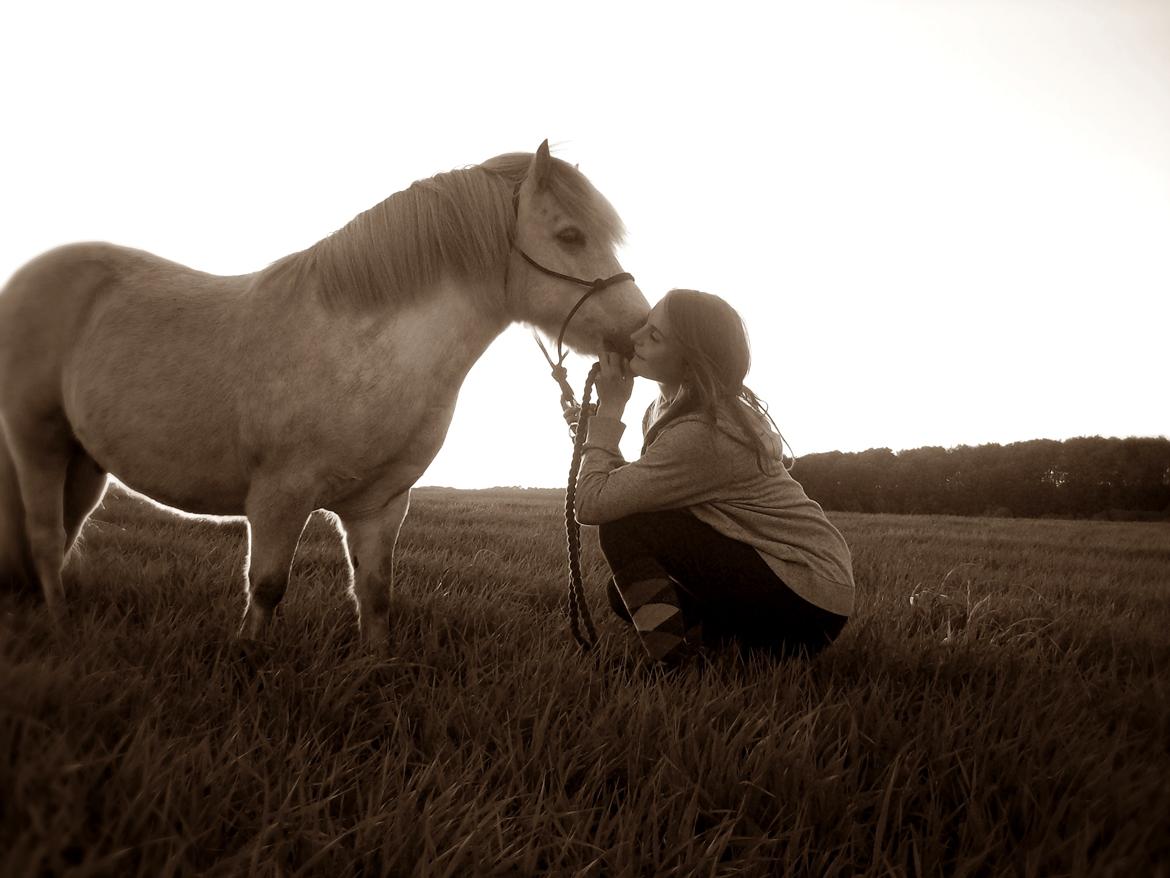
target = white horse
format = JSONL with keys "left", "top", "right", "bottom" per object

{"left": 0, "top": 141, "right": 649, "bottom": 650}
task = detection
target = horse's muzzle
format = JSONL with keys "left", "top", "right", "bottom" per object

{"left": 603, "top": 335, "right": 636, "bottom": 360}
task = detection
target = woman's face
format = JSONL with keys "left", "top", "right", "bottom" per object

{"left": 629, "top": 300, "right": 687, "bottom": 387}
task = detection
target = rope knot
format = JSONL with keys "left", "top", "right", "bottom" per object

{"left": 550, "top": 364, "right": 578, "bottom": 413}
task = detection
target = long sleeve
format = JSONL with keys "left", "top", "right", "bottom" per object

{"left": 574, "top": 415, "right": 737, "bottom": 525}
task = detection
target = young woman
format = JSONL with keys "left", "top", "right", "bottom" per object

{"left": 574, "top": 289, "right": 854, "bottom": 663}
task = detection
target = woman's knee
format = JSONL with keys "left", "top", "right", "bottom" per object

{"left": 597, "top": 511, "right": 658, "bottom": 536}
{"left": 598, "top": 510, "right": 692, "bottom": 560}
{"left": 597, "top": 512, "right": 655, "bottom": 559}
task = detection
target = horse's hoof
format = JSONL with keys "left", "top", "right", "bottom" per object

{"left": 359, "top": 620, "right": 391, "bottom": 657}
{"left": 235, "top": 636, "right": 272, "bottom": 669}
{"left": 46, "top": 600, "right": 74, "bottom": 635}
{"left": 362, "top": 636, "right": 392, "bottom": 661}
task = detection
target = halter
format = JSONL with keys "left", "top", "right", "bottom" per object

{"left": 505, "top": 184, "right": 634, "bottom": 425}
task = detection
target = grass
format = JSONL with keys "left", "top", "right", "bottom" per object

{"left": 1, "top": 484, "right": 1168, "bottom": 876}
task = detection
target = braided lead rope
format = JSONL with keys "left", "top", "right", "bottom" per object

{"left": 564, "top": 362, "right": 601, "bottom": 650}
{"left": 531, "top": 327, "right": 581, "bottom": 418}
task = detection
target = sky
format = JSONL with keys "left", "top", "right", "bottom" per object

{"left": 1, "top": 1, "right": 1167, "bottom": 490}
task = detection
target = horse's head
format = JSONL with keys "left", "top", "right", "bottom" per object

{"left": 505, "top": 141, "right": 649, "bottom": 358}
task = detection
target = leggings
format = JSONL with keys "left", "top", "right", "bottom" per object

{"left": 598, "top": 509, "right": 847, "bottom": 659}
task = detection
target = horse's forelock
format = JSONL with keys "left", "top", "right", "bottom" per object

{"left": 551, "top": 168, "right": 627, "bottom": 248}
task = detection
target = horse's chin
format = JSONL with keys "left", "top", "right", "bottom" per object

{"left": 559, "top": 328, "right": 635, "bottom": 361}
{"left": 601, "top": 334, "right": 636, "bottom": 360}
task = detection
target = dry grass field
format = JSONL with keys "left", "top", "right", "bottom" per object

{"left": 1, "top": 484, "right": 1168, "bottom": 877}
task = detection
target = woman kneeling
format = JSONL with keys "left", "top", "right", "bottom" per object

{"left": 575, "top": 289, "right": 854, "bottom": 663}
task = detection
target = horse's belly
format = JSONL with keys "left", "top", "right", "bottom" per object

{"left": 65, "top": 341, "right": 249, "bottom": 516}
{"left": 71, "top": 404, "right": 248, "bottom": 515}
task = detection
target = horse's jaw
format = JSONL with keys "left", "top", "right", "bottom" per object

{"left": 602, "top": 335, "right": 637, "bottom": 360}
{"left": 556, "top": 317, "right": 645, "bottom": 361}
{"left": 522, "top": 283, "right": 649, "bottom": 363}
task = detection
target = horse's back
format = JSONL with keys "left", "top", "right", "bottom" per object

{"left": 0, "top": 242, "right": 231, "bottom": 403}
{"left": 0, "top": 243, "right": 127, "bottom": 412}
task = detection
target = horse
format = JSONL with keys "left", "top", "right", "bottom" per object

{"left": 0, "top": 140, "right": 649, "bottom": 651}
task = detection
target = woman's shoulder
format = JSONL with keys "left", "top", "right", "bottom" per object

{"left": 712, "top": 398, "right": 771, "bottom": 434}
{"left": 654, "top": 408, "right": 759, "bottom": 451}
{"left": 653, "top": 401, "right": 763, "bottom": 434}
{"left": 651, "top": 412, "right": 714, "bottom": 438}
{"left": 717, "top": 401, "right": 788, "bottom": 464}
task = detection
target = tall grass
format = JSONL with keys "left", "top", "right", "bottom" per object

{"left": 1, "top": 485, "right": 1167, "bottom": 876}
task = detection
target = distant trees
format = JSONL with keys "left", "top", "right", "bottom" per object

{"left": 794, "top": 436, "right": 1170, "bottom": 519}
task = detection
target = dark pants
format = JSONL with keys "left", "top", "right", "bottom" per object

{"left": 598, "top": 510, "right": 847, "bottom": 659}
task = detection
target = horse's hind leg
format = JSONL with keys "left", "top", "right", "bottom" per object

{"left": 4, "top": 419, "right": 73, "bottom": 616}
{"left": 240, "top": 479, "right": 314, "bottom": 640}
{"left": 0, "top": 424, "right": 36, "bottom": 597}
{"left": 338, "top": 490, "right": 411, "bottom": 654}
{"left": 64, "top": 450, "right": 107, "bottom": 556}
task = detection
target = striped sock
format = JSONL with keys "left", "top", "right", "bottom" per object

{"left": 612, "top": 560, "right": 694, "bottom": 662}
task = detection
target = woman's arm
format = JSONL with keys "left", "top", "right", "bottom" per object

{"left": 574, "top": 417, "right": 735, "bottom": 524}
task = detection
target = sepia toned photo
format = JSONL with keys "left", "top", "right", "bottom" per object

{"left": 1, "top": 2, "right": 1167, "bottom": 875}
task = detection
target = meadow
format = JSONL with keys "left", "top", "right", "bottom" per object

{"left": 1, "top": 484, "right": 1168, "bottom": 877}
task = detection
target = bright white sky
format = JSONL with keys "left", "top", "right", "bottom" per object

{"left": 2, "top": 1, "right": 1167, "bottom": 489}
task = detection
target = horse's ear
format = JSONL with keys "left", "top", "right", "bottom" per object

{"left": 528, "top": 139, "right": 552, "bottom": 191}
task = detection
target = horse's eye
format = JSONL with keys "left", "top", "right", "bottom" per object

{"left": 556, "top": 227, "right": 585, "bottom": 246}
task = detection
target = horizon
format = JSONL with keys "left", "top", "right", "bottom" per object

{"left": 417, "top": 431, "right": 1170, "bottom": 491}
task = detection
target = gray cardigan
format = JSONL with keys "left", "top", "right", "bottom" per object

{"left": 575, "top": 403, "right": 855, "bottom": 616}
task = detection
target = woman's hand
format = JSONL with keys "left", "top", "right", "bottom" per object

{"left": 594, "top": 351, "right": 634, "bottom": 417}
{"left": 562, "top": 402, "right": 597, "bottom": 431}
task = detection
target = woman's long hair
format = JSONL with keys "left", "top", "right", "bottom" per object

{"left": 641, "top": 289, "right": 792, "bottom": 472}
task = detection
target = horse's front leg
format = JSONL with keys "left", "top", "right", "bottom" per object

{"left": 339, "top": 490, "right": 411, "bottom": 653}
{"left": 240, "top": 479, "right": 314, "bottom": 640}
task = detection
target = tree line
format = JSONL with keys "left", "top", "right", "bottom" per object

{"left": 793, "top": 436, "right": 1170, "bottom": 519}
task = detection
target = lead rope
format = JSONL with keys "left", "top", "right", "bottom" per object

{"left": 564, "top": 362, "right": 601, "bottom": 650}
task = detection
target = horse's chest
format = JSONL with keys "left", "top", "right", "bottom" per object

{"left": 336, "top": 394, "right": 455, "bottom": 465}
{"left": 313, "top": 396, "right": 457, "bottom": 510}
{"left": 256, "top": 353, "right": 458, "bottom": 489}
{"left": 243, "top": 289, "right": 498, "bottom": 499}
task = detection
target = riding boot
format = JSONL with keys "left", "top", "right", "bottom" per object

{"left": 611, "top": 559, "right": 702, "bottom": 662}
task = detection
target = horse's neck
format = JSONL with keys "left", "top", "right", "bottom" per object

{"left": 250, "top": 242, "right": 513, "bottom": 407}
{"left": 393, "top": 278, "right": 511, "bottom": 390}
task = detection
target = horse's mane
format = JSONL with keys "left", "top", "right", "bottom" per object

{"left": 269, "top": 151, "right": 627, "bottom": 310}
